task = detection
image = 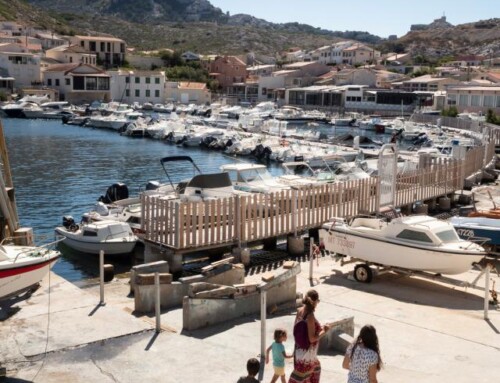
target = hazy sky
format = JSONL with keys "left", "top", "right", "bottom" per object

{"left": 209, "top": 0, "right": 495, "bottom": 38}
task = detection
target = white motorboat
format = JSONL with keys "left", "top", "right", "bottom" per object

{"left": 221, "top": 163, "right": 294, "bottom": 193}
{"left": 0, "top": 242, "right": 60, "bottom": 300}
{"left": 55, "top": 220, "right": 138, "bottom": 255}
{"left": 319, "top": 215, "right": 486, "bottom": 281}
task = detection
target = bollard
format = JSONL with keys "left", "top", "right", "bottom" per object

{"left": 99, "top": 250, "right": 105, "bottom": 305}
{"left": 155, "top": 272, "right": 161, "bottom": 333}
{"left": 260, "top": 290, "right": 267, "bottom": 359}
{"left": 484, "top": 266, "right": 490, "bottom": 320}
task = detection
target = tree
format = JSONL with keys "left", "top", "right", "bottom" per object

{"left": 486, "top": 109, "right": 500, "bottom": 125}
{"left": 441, "top": 106, "right": 458, "bottom": 117}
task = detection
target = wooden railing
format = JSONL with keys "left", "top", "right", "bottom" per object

{"left": 143, "top": 153, "right": 485, "bottom": 250}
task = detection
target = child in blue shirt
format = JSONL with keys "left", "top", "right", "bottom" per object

{"left": 266, "top": 328, "right": 293, "bottom": 383}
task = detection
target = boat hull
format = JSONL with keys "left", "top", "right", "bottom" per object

{"left": 55, "top": 228, "right": 136, "bottom": 255}
{"left": 0, "top": 256, "right": 58, "bottom": 300}
{"left": 319, "top": 228, "right": 483, "bottom": 275}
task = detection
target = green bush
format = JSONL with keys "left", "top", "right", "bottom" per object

{"left": 441, "top": 106, "right": 458, "bottom": 117}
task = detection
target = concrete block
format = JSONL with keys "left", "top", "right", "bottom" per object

{"left": 261, "top": 273, "right": 275, "bottom": 282}
{"left": 201, "top": 263, "right": 232, "bottom": 277}
{"left": 194, "top": 286, "right": 237, "bottom": 299}
{"left": 130, "top": 261, "right": 169, "bottom": 294}
{"left": 206, "top": 267, "right": 245, "bottom": 286}
{"left": 178, "top": 274, "right": 205, "bottom": 284}
{"left": 135, "top": 273, "right": 172, "bottom": 285}
{"left": 134, "top": 281, "right": 188, "bottom": 312}
{"left": 283, "top": 261, "right": 297, "bottom": 269}
{"left": 234, "top": 283, "right": 259, "bottom": 296}
{"left": 188, "top": 282, "right": 222, "bottom": 297}
{"left": 319, "top": 316, "right": 355, "bottom": 354}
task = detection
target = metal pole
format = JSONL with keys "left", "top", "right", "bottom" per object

{"left": 484, "top": 265, "right": 490, "bottom": 320}
{"left": 155, "top": 272, "right": 161, "bottom": 333}
{"left": 309, "top": 240, "right": 315, "bottom": 281}
{"left": 99, "top": 250, "right": 105, "bottom": 305}
{"left": 260, "top": 290, "right": 267, "bottom": 359}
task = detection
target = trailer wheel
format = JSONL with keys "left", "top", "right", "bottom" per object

{"left": 354, "top": 264, "right": 373, "bottom": 283}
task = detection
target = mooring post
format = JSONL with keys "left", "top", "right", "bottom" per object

{"left": 309, "top": 240, "right": 314, "bottom": 281}
{"left": 155, "top": 272, "right": 161, "bottom": 333}
{"left": 260, "top": 290, "right": 267, "bottom": 360}
{"left": 484, "top": 265, "right": 490, "bottom": 320}
{"left": 99, "top": 250, "right": 105, "bottom": 305}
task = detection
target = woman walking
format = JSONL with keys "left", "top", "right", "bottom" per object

{"left": 288, "top": 289, "right": 330, "bottom": 383}
{"left": 342, "top": 325, "right": 382, "bottom": 383}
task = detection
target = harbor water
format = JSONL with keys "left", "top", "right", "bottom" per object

{"left": 2, "top": 117, "right": 387, "bottom": 282}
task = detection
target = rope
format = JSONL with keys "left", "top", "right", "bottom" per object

{"left": 31, "top": 266, "right": 52, "bottom": 382}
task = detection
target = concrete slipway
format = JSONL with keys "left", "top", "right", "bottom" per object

{"left": 1, "top": 255, "right": 500, "bottom": 383}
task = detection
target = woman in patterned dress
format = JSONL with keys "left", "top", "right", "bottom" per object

{"left": 288, "top": 289, "right": 331, "bottom": 383}
{"left": 342, "top": 325, "right": 382, "bottom": 383}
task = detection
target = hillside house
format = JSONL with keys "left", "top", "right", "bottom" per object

{"left": 209, "top": 56, "right": 247, "bottom": 89}
{"left": 45, "top": 44, "right": 97, "bottom": 65}
{"left": 108, "top": 70, "right": 165, "bottom": 105}
{"left": 165, "top": 81, "right": 211, "bottom": 104}
{"left": 42, "top": 63, "right": 110, "bottom": 104}
{"left": 35, "top": 32, "right": 67, "bottom": 50}
{"left": 69, "top": 35, "right": 126, "bottom": 68}
{"left": 401, "top": 75, "right": 460, "bottom": 92}
{"left": 446, "top": 85, "right": 500, "bottom": 114}
{"left": 341, "top": 44, "right": 381, "bottom": 66}
{"left": 0, "top": 43, "right": 41, "bottom": 88}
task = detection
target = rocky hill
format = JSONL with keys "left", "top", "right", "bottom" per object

{"left": 2, "top": 0, "right": 499, "bottom": 58}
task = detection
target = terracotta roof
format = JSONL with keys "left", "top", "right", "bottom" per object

{"left": 44, "top": 63, "right": 107, "bottom": 75}
{"left": 179, "top": 82, "right": 206, "bottom": 90}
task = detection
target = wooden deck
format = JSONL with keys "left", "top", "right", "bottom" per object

{"left": 142, "top": 139, "right": 496, "bottom": 252}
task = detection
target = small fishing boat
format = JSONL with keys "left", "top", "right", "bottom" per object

{"left": 0, "top": 242, "right": 60, "bottom": 300}
{"left": 319, "top": 215, "right": 486, "bottom": 282}
{"left": 450, "top": 216, "right": 500, "bottom": 246}
{"left": 55, "top": 219, "right": 138, "bottom": 255}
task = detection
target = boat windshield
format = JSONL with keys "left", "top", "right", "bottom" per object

{"left": 241, "top": 168, "right": 273, "bottom": 182}
{"left": 435, "top": 229, "right": 460, "bottom": 243}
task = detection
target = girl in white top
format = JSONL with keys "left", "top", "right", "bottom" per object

{"left": 342, "top": 325, "right": 382, "bottom": 383}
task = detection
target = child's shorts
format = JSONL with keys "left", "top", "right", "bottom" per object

{"left": 273, "top": 366, "right": 285, "bottom": 376}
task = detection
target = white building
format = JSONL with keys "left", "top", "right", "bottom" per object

{"left": 0, "top": 43, "right": 40, "bottom": 88}
{"left": 69, "top": 35, "right": 126, "bottom": 68}
{"left": 45, "top": 44, "right": 97, "bottom": 65}
{"left": 43, "top": 63, "right": 110, "bottom": 104}
{"left": 165, "top": 82, "right": 211, "bottom": 104}
{"left": 35, "top": 32, "right": 67, "bottom": 50}
{"left": 109, "top": 70, "right": 165, "bottom": 104}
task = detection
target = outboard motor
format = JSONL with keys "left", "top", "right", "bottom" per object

{"left": 98, "top": 183, "right": 129, "bottom": 204}
{"left": 62, "top": 216, "right": 75, "bottom": 229}
{"left": 93, "top": 202, "right": 110, "bottom": 216}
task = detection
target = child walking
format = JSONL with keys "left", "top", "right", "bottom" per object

{"left": 266, "top": 328, "right": 293, "bottom": 383}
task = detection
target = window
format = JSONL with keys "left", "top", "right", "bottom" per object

{"left": 82, "top": 230, "right": 97, "bottom": 237}
{"left": 435, "top": 230, "right": 459, "bottom": 243}
{"left": 55, "top": 79, "right": 60, "bottom": 86}
{"left": 65, "top": 78, "right": 70, "bottom": 86}
{"left": 108, "top": 42, "right": 111, "bottom": 52}
{"left": 262, "top": 87, "right": 267, "bottom": 95}
{"left": 155, "top": 90, "right": 160, "bottom": 97}
{"left": 86, "top": 77, "right": 97, "bottom": 90}
{"left": 155, "top": 77, "right": 160, "bottom": 84}
{"left": 135, "top": 89, "right": 140, "bottom": 97}
{"left": 483, "top": 95, "right": 494, "bottom": 107}
{"left": 100, "top": 42, "right": 105, "bottom": 51}
{"left": 470, "top": 95, "right": 481, "bottom": 106}
{"left": 126, "top": 89, "right": 130, "bottom": 97}
{"left": 447, "top": 94, "right": 457, "bottom": 105}
{"left": 497, "top": 96, "right": 500, "bottom": 108}
{"left": 458, "top": 94, "right": 469, "bottom": 106}
{"left": 135, "top": 77, "right": 140, "bottom": 84}
{"left": 97, "top": 77, "right": 109, "bottom": 90}
{"left": 80, "top": 41, "right": 84, "bottom": 47}
{"left": 89, "top": 41, "right": 96, "bottom": 51}
{"left": 145, "top": 89, "right": 150, "bottom": 97}
{"left": 145, "top": 77, "right": 150, "bottom": 84}
{"left": 396, "top": 229, "right": 433, "bottom": 243}
{"left": 47, "top": 79, "right": 52, "bottom": 86}
{"left": 125, "top": 77, "right": 130, "bottom": 83}
{"left": 73, "top": 76, "right": 84, "bottom": 90}
{"left": 69, "top": 56, "right": 73, "bottom": 63}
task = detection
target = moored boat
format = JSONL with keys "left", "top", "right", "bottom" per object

{"left": 0, "top": 242, "right": 60, "bottom": 300}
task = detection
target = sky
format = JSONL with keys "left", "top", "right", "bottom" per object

{"left": 209, "top": 0, "right": 495, "bottom": 38}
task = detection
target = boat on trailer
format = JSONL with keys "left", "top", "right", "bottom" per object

{"left": 319, "top": 214, "right": 487, "bottom": 282}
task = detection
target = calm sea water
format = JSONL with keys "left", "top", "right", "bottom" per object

{"left": 2, "top": 117, "right": 387, "bottom": 282}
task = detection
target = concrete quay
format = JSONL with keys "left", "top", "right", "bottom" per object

{"left": 1, "top": 255, "right": 500, "bottom": 382}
